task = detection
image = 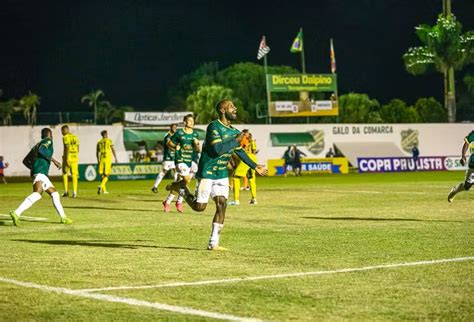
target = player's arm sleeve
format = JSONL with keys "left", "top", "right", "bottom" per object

{"left": 234, "top": 148, "right": 257, "bottom": 169}
{"left": 38, "top": 143, "right": 53, "bottom": 160}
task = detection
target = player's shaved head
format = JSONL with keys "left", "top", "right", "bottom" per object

{"left": 215, "top": 99, "right": 232, "bottom": 114}
{"left": 41, "top": 128, "right": 52, "bottom": 139}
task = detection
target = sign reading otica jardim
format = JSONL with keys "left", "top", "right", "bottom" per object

{"left": 357, "top": 156, "right": 467, "bottom": 173}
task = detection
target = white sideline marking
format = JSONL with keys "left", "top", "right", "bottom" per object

{"left": 80, "top": 257, "right": 474, "bottom": 292}
{"left": 0, "top": 277, "right": 261, "bottom": 322}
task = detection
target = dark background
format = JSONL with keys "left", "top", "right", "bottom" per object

{"left": 1, "top": 0, "right": 473, "bottom": 112}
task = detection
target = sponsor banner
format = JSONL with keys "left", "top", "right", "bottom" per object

{"left": 275, "top": 101, "right": 298, "bottom": 113}
{"left": 78, "top": 163, "right": 162, "bottom": 181}
{"left": 443, "top": 157, "right": 469, "bottom": 171}
{"left": 124, "top": 112, "right": 191, "bottom": 125}
{"left": 267, "top": 157, "right": 348, "bottom": 176}
{"left": 266, "top": 74, "right": 337, "bottom": 92}
{"left": 357, "top": 156, "right": 467, "bottom": 173}
{"left": 311, "top": 101, "right": 333, "bottom": 112}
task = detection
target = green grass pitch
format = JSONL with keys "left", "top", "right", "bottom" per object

{"left": 0, "top": 171, "right": 473, "bottom": 321}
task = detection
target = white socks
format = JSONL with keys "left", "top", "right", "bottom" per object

{"left": 51, "top": 192, "right": 66, "bottom": 218}
{"left": 209, "top": 223, "right": 224, "bottom": 246}
{"left": 153, "top": 172, "right": 165, "bottom": 188}
{"left": 15, "top": 192, "right": 42, "bottom": 216}
{"left": 165, "top": 193, "right": 175, "bottom": 205}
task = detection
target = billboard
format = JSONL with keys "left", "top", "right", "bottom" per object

{"left": 267, "top": 157, "right": 348, "bottom": 176}
{"left": 357, "top": 156, "right": 467, "bottom": 173}
{"left": 266, "top": 74, "right": 338, "bottom": 117}
{"left": 79, "top": 163, "right": 162, "bottom": 181}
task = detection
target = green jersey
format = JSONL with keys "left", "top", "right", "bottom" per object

{"left": 163, "top": 131, "right": 176, "bottom": 162}
{"left": 196, "top": 119, "right": 241, "bottom": 179}
{"left": 33, "top": 138, "right": 54, "bottom": 176}
{"left": 171, "top": 128, "right": 199, "bottom": 167}
{"left": 465, "top": 131, "right": 474, "bottom": 169}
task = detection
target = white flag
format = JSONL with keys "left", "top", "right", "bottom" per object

{"left": 257, "top": 36, "right": 270, "bottom": 60}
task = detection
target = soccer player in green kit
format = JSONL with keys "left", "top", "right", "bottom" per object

{"left": 10, "top": 128, "right": 73, "bottom": 225}
{"left": 448, "top": 130, "right": 474, "bottom": 202}
{"left": 167, "top": 100, "right": 267, "bottom": 250}
{"left": 163, "top": 114, "right": 200, "bottom": 212}
{"left": 151, "top": 123, "right": 178, "bottom": 193}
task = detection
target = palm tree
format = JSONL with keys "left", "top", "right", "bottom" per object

{"left": 97, "top": 100, "right": 112, "bottom": 124}
{"left": 0, "top": 99, "right": 21, "bottom": 125}
{"left": 81, "top": 90, "right": 104, "bottom": 124}
{"left": 403, "top": 4, "right": 474, "bottom": 122}
{"left": 20, "top": 91, "right": 40, "bottom": 126}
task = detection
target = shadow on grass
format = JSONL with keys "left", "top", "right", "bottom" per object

{"left": 11, "top": 239, "right": 201, "bottom": 251}
{"left": 301, "top": 216, "right": 463, "bottom": 223}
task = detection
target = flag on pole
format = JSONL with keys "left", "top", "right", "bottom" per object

{"left": 330, "top": 38, "right": 337, "bottom": 74}
{"left": 257, "top": 36, "right": 270, "bottom": 60}
{"left": 290, "top": 29, "right": 303, "bottom": 53}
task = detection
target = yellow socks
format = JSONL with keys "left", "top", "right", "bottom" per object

{"left": 233, "top": 177, "right": 240, "bottom": 202}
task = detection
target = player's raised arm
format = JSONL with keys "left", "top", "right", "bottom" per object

{"left": 460, "top": 140, "right": 469, "bottom": 166}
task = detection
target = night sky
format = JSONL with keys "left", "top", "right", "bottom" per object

{"left": 1, "top": 0, "right": 473, "bottom": 112}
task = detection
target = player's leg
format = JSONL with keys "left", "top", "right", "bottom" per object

{"left": 10, "top": 179, "right": 44, "bottom": 226}
{"left": 0, "top": 174, "right": 6, "bottom": 184}
{"left": 207, "top": 178, "right": 230, "bottom": 250}
{"left": 178, "top": 178, "right": 209, "bottom": 212}
{"left": 46, "top": 185, "right": 72, "bottom": 224}
{"left": 100, "top": 161, "right": 111, "bottom": 193}
{"left": 231, "top": 176, "right": 241, "bottom": 204}
{"left": 71, "top": 161, "right": 79, "bottom": 198}
{"left": 152, "top": 161, "right": 173, "bottom": 192}
{"left": 249, "top": 169, "right": 257, "bottom": 204}
{"left": 62, "top": 162, "right": 69, "bottom": 197}
{"left": 448, "top": 168, "right": 473, "bottom": 202}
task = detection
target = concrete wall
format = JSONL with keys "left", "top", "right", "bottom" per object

{"left": 1, "top": 123, "right": 472, "bottom": 176}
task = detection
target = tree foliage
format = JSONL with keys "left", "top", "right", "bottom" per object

{"left": 338, "top": 93, "right": 381, "bottom": 123}
{"left": 186, "top": 85, "right": 243, "bottom": 124}
{"left": 379, "top": 99, "right": 420, "bottom": 123}
{"left": 413, "top": 97, "right": 446, "bottom": 122}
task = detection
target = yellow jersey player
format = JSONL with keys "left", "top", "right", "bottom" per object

{"left": 61, "top": 125, "right": 80, "bottom": 198}
{"left": 230, "top": 132, "right": 258, "bottom": 205}
{"left": 96, "top": 130, "right": 117, "bottom": 194}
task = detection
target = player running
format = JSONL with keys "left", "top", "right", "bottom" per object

{"left": 448, "top": 130, "right": 474, "bottom": 202}
{"left": 96, "top": 130, "right": 118, "bottom": 194}
{"left": 162, "top": 114, "right": 200, "bottom": 212}
{"left": 166, "top": 100, "right": 267, "bottom": 250}
{"left": 61, "top": 125, "right": 79, "bottom": 198}
{"left": 9, "top": 128, "right": 72, "bottom": 225}
{"left": 151, "top": 123, "right": 178, "bottom": 193}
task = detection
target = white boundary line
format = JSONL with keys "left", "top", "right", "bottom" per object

{"left": 79, "top": 257, "right": 474, "bottom": 292}
{"left": 0, "top": 277, "right": 261, "bottom": 321}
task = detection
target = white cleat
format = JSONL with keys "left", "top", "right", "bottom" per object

{"left": 447, "top": 187, "right": 456, "bottom": 203}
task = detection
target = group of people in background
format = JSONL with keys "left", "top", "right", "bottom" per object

{"left": 282, "top": 145, "right": 307, "bottom": 176}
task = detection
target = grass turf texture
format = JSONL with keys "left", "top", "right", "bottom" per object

{"left": 0, "top": 171, "right": 472, "bottom": 321}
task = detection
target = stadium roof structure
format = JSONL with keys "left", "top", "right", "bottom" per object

{"left": 334, "top": 141, "right": 406, "bottom": 167}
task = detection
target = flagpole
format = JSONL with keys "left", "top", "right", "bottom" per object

{"left": 300, "top": 28, "right": 306, "bottom": 73}
{"left": 263, "top": 53, "right": 272, "bottom": 124}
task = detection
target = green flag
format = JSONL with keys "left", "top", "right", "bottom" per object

{"left": 290, "top": 29, "right": 303, "bottom": 53}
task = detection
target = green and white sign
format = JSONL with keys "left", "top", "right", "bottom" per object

{"left": 79, "top": 163, "right": 162, "bottom": 181}
{"left": 266, "top": 74, "right": 337, "bottom": 92}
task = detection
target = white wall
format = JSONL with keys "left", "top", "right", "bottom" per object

{"left": 0, "top": 125, "right": 127, "bottom": 176}
{"left": 1, "top": 123, "right": 472, "bottom": 176}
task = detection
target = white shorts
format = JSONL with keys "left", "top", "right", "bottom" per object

{"left": 176, "top": 163, "right": 191, "bottom": 177}
{"left": 196, "top": 178, "right": 229, "bottom": 203}
{"left": 162, "top": 161, "right": 176, "bottom": 171}
{"left": 33, "top": 173, "right": 54, "bottom": 190}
